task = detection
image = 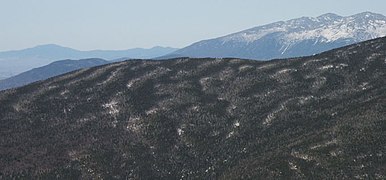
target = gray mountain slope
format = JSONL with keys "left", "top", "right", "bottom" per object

{"left": 165, "top": 12, "right": 386, "bottom": 60}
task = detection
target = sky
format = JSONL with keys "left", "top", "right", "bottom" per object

{"left": 1, "top": 0, "right": 386, "bottom": 51}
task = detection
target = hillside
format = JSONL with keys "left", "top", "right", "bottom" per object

{"left": 165, "top": 12, "right": 386, "bottom": 60}
{"left": 0, "top": 37, "right": 385, "bottom": 179}
{"left": 0, "top": 58, "right": 109, "bottom": 90}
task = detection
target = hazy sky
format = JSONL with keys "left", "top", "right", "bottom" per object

{"left": 1, "top": 0, "right": 386, "bottom": 51}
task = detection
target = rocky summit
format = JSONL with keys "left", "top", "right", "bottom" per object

{"left": 0, "top": 37, "right": 385, "bottom": 179}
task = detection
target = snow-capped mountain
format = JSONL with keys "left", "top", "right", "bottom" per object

{"left": 166, "top": 12, "right": 386, "bottom": 60}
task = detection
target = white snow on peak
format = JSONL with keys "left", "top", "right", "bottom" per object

{"left": 317, "top": 13, "right": 342, "bottom": 21}
{"left": 219, "top": 12, "right": 386, "bottom": 45}
{"left": 222, "top": 26, "right": 287, "bottom": 43}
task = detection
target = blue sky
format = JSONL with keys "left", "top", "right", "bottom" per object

{"left": 1, "top": 0, "right": 386, "bottom": 51}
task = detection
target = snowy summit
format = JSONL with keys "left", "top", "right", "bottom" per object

{"left": 168, "top": 12, "right": 386, "bottom": 60}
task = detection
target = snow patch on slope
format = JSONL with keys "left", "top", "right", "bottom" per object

{"left": 222, "top": 27, "right": 286, "bottom": 43}
{"left": 219, "top": 12, "right": 386, "bottom": 46}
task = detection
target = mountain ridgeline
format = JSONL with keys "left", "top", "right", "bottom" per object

{"left": 0, "top": 58, "right": 110, "bottom": 90}
{"left": 0, "top": 37, "right": 386, "bottom": 179}
{"left": 0, "top": 45, "right": 178, "bottom": 80}
{"left": 164, "top": 12, "right": 386, "bottom": 60}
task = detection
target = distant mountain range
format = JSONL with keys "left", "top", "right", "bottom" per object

{"left": 0, "top": 45, "right": 178, "bottom": 79}
{"left": 164, "top": 12, "right": 386, "bottom": 60}
{"left": 2, "top": 12, "right": 386, "bottom": 90}
{"left": 0, "top": 58, "right": 110, "bottom": 90}
{"left": 1, "top": 37, "right": 385, "bottom": 179}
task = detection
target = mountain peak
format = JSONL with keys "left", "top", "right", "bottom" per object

{"left": 317, "top": 13, "right": 342, "bottom": 20}
{"left": 171, "top": 12, "right": 386, "bottom": 60}
{"left": 32, "top": 44, "right": 70, "bottom": 49}
{"left": 351, "top": 11, "right": 386, "bottom": 19}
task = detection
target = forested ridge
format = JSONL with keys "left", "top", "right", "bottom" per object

{"left": 0, "top": 37, "right": 385, "bottom": 179}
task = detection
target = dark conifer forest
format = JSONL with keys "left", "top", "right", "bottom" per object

{"left": 0, "top": 37, "right": 385, "bottom": 179}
